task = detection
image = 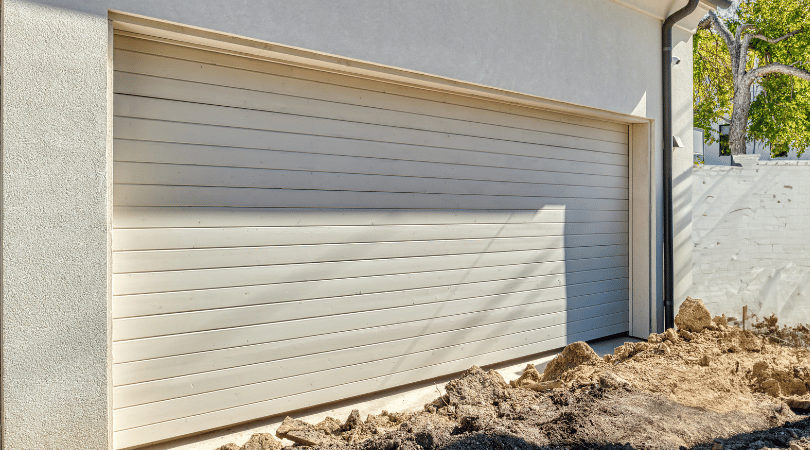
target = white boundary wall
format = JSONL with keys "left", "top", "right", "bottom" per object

{"left": 692, "top": 162, "right": 810, "bottom": 325}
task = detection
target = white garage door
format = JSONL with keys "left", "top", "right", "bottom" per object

{"left": 111, "top": 32, "right": 630, "bottom": 449}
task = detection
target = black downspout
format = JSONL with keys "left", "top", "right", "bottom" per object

{"left": 662, "top": 0, "right": 700, "bottom": 330}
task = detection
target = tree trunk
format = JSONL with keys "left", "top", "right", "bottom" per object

{"left": 729, "top": 84, "right": 752, "bottom": 155}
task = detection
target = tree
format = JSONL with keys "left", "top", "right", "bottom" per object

{"left": 694, "top": 0, "right": 810, "bottom": 157}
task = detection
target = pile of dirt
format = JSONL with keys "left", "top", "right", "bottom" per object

{"left": 216, "top": 297, "right": 810, "bottom": 450}
{"left": 751, "top": 314, "right": 810, "bottom": 350}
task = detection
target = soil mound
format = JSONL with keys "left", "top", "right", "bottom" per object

{"left": 540, "top": 341, "right": 602, "bottom": 382}
{"left": 217, "top": 309, "right": 810, "bottom": 450}
{"left": 675, "top": 296, "right": 713, "bottom": 332}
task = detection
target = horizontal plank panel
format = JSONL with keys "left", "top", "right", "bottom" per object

{"left": 114, "top": 139, "right": 629, "bottom": 189}
{"left": 115, "top": 95, "right": 628, "bottom": 157}
{"left": 114, "top": 119, "right": 628, "bottom": 180}
{"left": 113, "top": 222, "right": 627, "bottom": 251}
{"left": 112, "top": 252, "right": 628, "bottom": 296}
{"left": 113, "top": 239, "right": 628, "bottom": 274}
{"left": 113, "top": 39, "right": 628, "bottom": 135}
{"left": 114, "top": 70, "right": 629, "bottom": 148}
{"left": 114, "top": 222, "right": 626, "bottom": 261}
{"left": 113, "top": 267, "right": 628, "bottom": 322}
{"left": 114, "top": 184, "right": 629, "bottom": 211}
{"left": 113, "top": 269, "right": 626, "bottom": 341}
{"left": 113, "top": 302, "right": 627, "bottom": 429}
{"left": 115, "top": 308, "right": 628, "bottom": 427}
{"left": 113, "top": 317, "right": 628, "bottom": 449}
{"left": 114, "top": 290, "right": 627, "bottom": 407}
{"left": 113, "top": 207, "right": 628, "bottom": 229}
{"left": 113, "top": 278, "right": 629, "bottom": 385}
{"left": 111, "top": 33, "right": 632, "bottom": 449}
{"left": 114, "top": 161, "right": 629, "bottom": 200}
{"left": 113, "top": 269, "right": 628, "bottom": 363}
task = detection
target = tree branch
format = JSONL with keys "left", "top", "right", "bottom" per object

{"left": 706, "top": 11, "right": 739, "bottom": 79}
{"left": 735, "top": 24, "right": 755, "bottom": 42}
{"left": 743, "top": 63, "right": 810, "bottom": 87}
{"left": 739, "top": 33, "right": 754, "bottom": 77}
{"left": 750, "top": 28, "right": 805, "bottom": 44}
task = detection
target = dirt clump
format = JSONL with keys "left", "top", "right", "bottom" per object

{"left": 540, "top": 341, "right": 602, "bottom": 382}
{"left": 753, "top": 314, "right": 810, "bottom": 350}
{"left": 675, "top": 296, "right": 714, "bottom": 332}
{"left": 241, "top": 433, "right": 283, "bottom": 450}
{"left": 216, "top": 444, "right": 241, "bottom": 450}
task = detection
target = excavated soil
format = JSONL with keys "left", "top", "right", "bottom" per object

{"left": 218, "top": 299, "right": 810, "bottom": 450}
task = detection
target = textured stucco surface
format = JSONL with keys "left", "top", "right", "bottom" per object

{"left": 1, "top": 1, "right": 111, "bottom": 449}
{"left": 692, "top": 163, "right": 810, "bottom": 325}
{"left": 0, "top": 0, "right": 700, "bottom": 448}
{"left": 671, "top": 29, "right": 696, "bottom": 322}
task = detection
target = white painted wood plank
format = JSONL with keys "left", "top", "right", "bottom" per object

{"left": 112, "top": 206, "right": 628, "bottom": 229}
{"left": 113, "top": 266, "right": 628, "bottom": 322}
{"left": 114, "top": 95, "right": 628, "bottom": 157}
{"left": 113, "top": 302, "right": 627, "bottom": 429}
{"left": 113, "top": 267, "right": 627, "bottom": 340}
{"left": 113, "top": 184, "right": 629, "bottom": 211}
{"left": 112, "top": 251, "right": 628, "bottom": 296}
{"left": 113, "top": 118, "right": 628, "bottom": 180}
{"left": 114, "top": 70, "right": 629, "bottom": 148}
{"left": 112, "top": 224, "right": 627, "bottom": 251}
{"left": 112, "top": 40, "right": 629, "bottom": 135}
{"left": 113, "top": 239, "right": 628, "bottom": 274}
{"left": 113, "top": 279, "right": 629, "bottom": 385}
{"left": 114, "top": 162, "right": 629, "bottom": 200}
{"left": 114, "top": 295, "right": 626, "bottom": 408}
{"left": 112, "top": 269, "right": 628, "bottom": 363}
{"left": 113, "top": 139, "right": 629, "bottom": 189}
{"left": 112, "top": 318, "right": 627, "bottom": 449}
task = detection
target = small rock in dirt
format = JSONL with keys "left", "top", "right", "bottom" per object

{"left": 714, "top": 315, "right": 729, "bottom": 326}
{"left": 648, "top": 333, "right": 663, "bottom": 344}
{"left": 700, "top": 354, "right": 711, "bottom": 367}
{"left": 275, "top": 417, "right": 339, "bottom": 447}
{"left": 240, "top": 433, "right": 282, "bottom": 450}
{"left": 679, "top": 329, "right": 695, "bottom": 341}
{"left": 216, "top": 444, "right": 240, "bottom": 450}
{"left": 343, "top": 409, "right": 364, "bottom": 431}
{"left": 599, "top": 371, "right": 631, "bottom": 389}
{"left": 275, "top": 417, "right": 310, "bottom": 437}
{"left": 791, "top": 444, "right": 803, "bottom": 450}
{"left": 664, "top": 328, "right": 679, "bottom": 343}
{"left": 315, "top": 416, "right": 342, "bottom": 434}
{"left": 675, "top": 296, "right": 713, "bottom": 332}
{"left": 285, "top": 428, "right": 335, "bottom": 447}
{"left": 542, "top": 342, "right": 601, "bottom": 381}
{"left": 510, "top": 364, "right": 543, "bottom": 387}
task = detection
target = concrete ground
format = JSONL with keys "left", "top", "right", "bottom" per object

{"left": 143, "top": 334, "right": 641, "bottom": 450}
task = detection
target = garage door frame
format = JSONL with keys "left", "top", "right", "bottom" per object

{"left": 107, "top": 9, "right": 657, "bottom": 446}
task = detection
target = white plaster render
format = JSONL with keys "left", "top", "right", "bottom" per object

{"left": 1, "top": 1, "right": 111, "bottom": 450}
{"left": 691, "top": 164, "right": 810, "bottom": 325}
{"left": 0, "top": 0, "right": 704, "bottom": 448}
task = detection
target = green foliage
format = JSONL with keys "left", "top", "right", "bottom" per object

{"left": 693, "top": 0, "right": 810, "bottom": 157}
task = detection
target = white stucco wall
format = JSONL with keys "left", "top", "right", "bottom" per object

{"left": 692, "top": 163, "right": 810, "bottom": 325}
{"left": 0, "top": 1, "right": 703, "bottom": 448}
